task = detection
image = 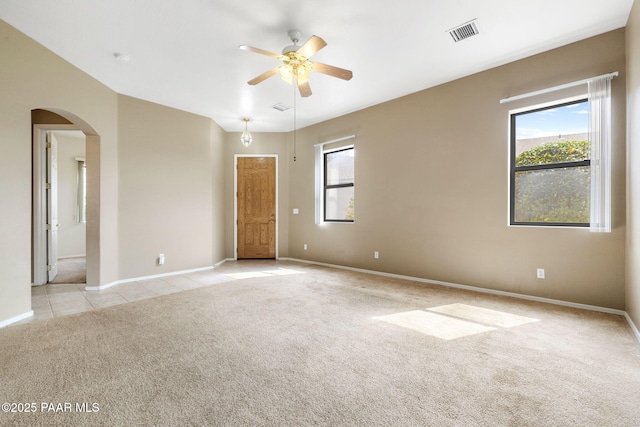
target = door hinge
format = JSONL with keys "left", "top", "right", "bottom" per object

{"left": 46, "top": 142, "right": 52, "bottom": 149}
{"left": 46, "top": 183, "right": 52, "bottom": 190}
{"left": 47, "top": 265, "right": 53, "bottom": 271}
{"left": 46, "top": 224, "right": 51, "bottom": 230}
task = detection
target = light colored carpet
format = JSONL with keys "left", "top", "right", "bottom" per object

{"left": 1, "top": 260, "right": 639, "bottom": 426}
{"left": 48, "top": 257, "right": 86, "bottom": 284}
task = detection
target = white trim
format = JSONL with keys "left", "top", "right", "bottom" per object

{"left": 57, "top": 254, "right": 86, "bottom": 259}
{"left": 500, "top": 71, "right": 618, "bottom": 104}
{"left": 314, "top": 134, "right": 356, "bottom": 147}
{"left": 294, "top": 255, "right": 638, "bottom": 344}
{"left": 625, "top": 313, "right": 640, "bottom": 343}
{"left": 0, "top": 311, "right": 34, "bottom": 328}
{"left": 33, "top": 124, "right": 81, "bottom": 286}
{"left": 315, "top": 144, "right": 324, "bottom": 224}
{"left": 507, "top": 94, "right": 587, "bottom": 116}
{"left": 234, "top": 154, "right": 279, "bottom": 260}
{"left": 280, "top": 257, "right": 628, "bottom": 317}
{"left": 84, "top": 265, "right": 217, "bottom": 291}
{"left": 33, "top": 126, "right": 48, "bottom": 286}
{"left": 215, "top": 258, "right": 234, "bottom": 267}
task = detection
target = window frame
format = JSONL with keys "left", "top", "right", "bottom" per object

{"left": 509, "top": 97, "right": 590, "bottom": 228}
{"left": 323, "top": 146, "right": 355, "bottom": 223}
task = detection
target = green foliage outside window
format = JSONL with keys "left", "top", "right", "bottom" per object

{"left": 345, "top": 194, "right": 354, "bottom": 221}
{"left": 515, "top": 140, "right": 590, "bottom": 167}
{"left": 514, "top": 140, "right": 590, "bottom": 223}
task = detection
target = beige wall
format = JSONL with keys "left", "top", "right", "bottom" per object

{"left": 0, "top": 19, "right": 227, "bottom": 325}
{"left": 117, "top": 95, "right": 221, "bottom": 279}
{"left": 0, "top": 19, "right": 119, "bottom": 323}
{"left": 211, "top": 121, "right": 227, "bottom": 264}
{"left": 224, "top": 132, "right": 290, "bottom": 259}
{"left": 0, "top": 15, "right": 634, "bottom": 325}
{"left": 288, "top": 30, "right": 627, "bottom": 309}
{"left": 626, "top": 3, "right": 640, "bottom": 330}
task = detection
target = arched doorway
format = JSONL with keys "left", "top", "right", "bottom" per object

{"left": 32, "top": 109, "right": 101, "bottom": 289}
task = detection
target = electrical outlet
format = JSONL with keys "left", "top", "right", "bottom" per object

{"left": 303, "top": 244, "right": 307, "bottom": 250}
{"left": 374, "top": 251, "right": 379, "bottom": 259}
{"left": 537, "top": 268, "right": 545, "bottom": 279}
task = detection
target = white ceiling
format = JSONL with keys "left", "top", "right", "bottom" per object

{"left": 0, "top": 0, "right": 634, "bottom": 132}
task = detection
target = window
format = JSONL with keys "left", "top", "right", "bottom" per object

{"left": 314, "top": 136, "right": 356, "bottom": 224}
{"left": 510, "top": 99, "right": 591, "bottom": 226}
{"left": 324, "top": 147, "right": 354, "bottom": 222}
{"left": 505, "top": 73, "right": 613, "bottom": 231}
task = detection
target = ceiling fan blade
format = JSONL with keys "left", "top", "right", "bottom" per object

{"left": 312, "top": 62, "right": 353, "bottom": 81}
{"left": 296, "top": 35, "right": 327, "bottom": 59}
{"left": 239, "top": 45, "right": 282, "bottom": 59}
{"left": 297, "top": 78, "right": 312, "bottom": 97}
{"left": 247, "top": 67, "right": 280, "bottom": 85}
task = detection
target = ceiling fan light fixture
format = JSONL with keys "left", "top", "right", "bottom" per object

{"left": 279, "top": 51, "right": 312, "bottom": 84}
{"left": 240, "top": 118, "right": 253, "bottom": 147}
{"left": 241, "top": 31, "right": 352, "bottom": 97}
{"left": 279, "top": 64, "right": 293, "bottom": 84}
{"left": 297, "top": 61, "right": 312, "bottom": 82}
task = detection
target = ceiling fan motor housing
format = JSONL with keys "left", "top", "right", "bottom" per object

{"left": 282, "top": 29, "right": 303, "bottom": 54}
{"left": 282, "top": 44, "right": 298, "bottom": 54}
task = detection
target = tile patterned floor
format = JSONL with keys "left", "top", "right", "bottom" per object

{"left": 11, "top": 260, "right": 307, "bottom": 327}
{"left": 16, "top": 266, "right": 242, "bottom": 326}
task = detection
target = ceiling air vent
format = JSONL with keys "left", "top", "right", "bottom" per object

{"left": 448, "top": 19, "right": 479, "bottom": 43}
{"left": 271, "top": 103, "right": 292, "bottom": 112}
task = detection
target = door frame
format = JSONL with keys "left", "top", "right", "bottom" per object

{"left": 33, "top": 124, "right": 83, "bottom": 285}
{"left": 234, "top": 154, "right": 278, "bottom": 260}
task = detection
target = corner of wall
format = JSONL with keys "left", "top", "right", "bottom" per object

{"left": 625, "top": 0, "right": 640, "bottom": 335}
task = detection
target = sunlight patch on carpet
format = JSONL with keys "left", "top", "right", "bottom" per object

{"left": 374, "top": 310, "right": 496, "bottom": 340}
{"left": 427, "top": 303, "right": 539, "bottom": 328}
{"left": 374, "top": 303, "right": 540, "bottom": 340}
{"left": 226, "top": 269, "right": 305, "bottom": 280}
{"left": 263, "top": 269, "right": 304, "bottom": 276}
{"left": 226, "top": 272, "right": 274, "bottom": 279}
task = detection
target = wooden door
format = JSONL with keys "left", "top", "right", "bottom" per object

{"left": 237, "top": 157, "right": 276, "bottom": 259}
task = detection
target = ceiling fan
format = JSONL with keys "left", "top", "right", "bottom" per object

{"left": 239, "top": 30, "right": 353, "bottom": 97}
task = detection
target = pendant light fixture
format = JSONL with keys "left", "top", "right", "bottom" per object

{"left": 240, "top": 118, "right": 252, "bottom": 147}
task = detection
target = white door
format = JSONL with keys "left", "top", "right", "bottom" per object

{"left": 46, "top": 132, "right": 59, "bottom": 282}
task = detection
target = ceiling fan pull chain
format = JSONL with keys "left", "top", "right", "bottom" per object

{"left": 293, "top": 81, "right": 297, "bottom": 162}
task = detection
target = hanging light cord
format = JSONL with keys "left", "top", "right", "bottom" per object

{"left": 293, "top": 82, "right": 297, "bottom": 162}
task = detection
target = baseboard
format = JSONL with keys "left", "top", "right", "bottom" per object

{"left": 280, "top": 257, "right": 628, "bottom": 317}
{"left": 625, "top": 313, "right": 640, "bottom": 343}
{"left": 85, "top": 264, "right": 221, "bottom": 291}
{"left": 215, "top": 258, "right": 234, "bottom": 267}
{"left": 0, "top": 310, "right": 34, "bottom": 328}
{"left": 58, "top": 254, "right": 86, "bottom": 260}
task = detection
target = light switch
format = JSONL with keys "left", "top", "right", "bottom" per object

{"left": 293, "top": 208, "right": 299, "bottom": 214}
